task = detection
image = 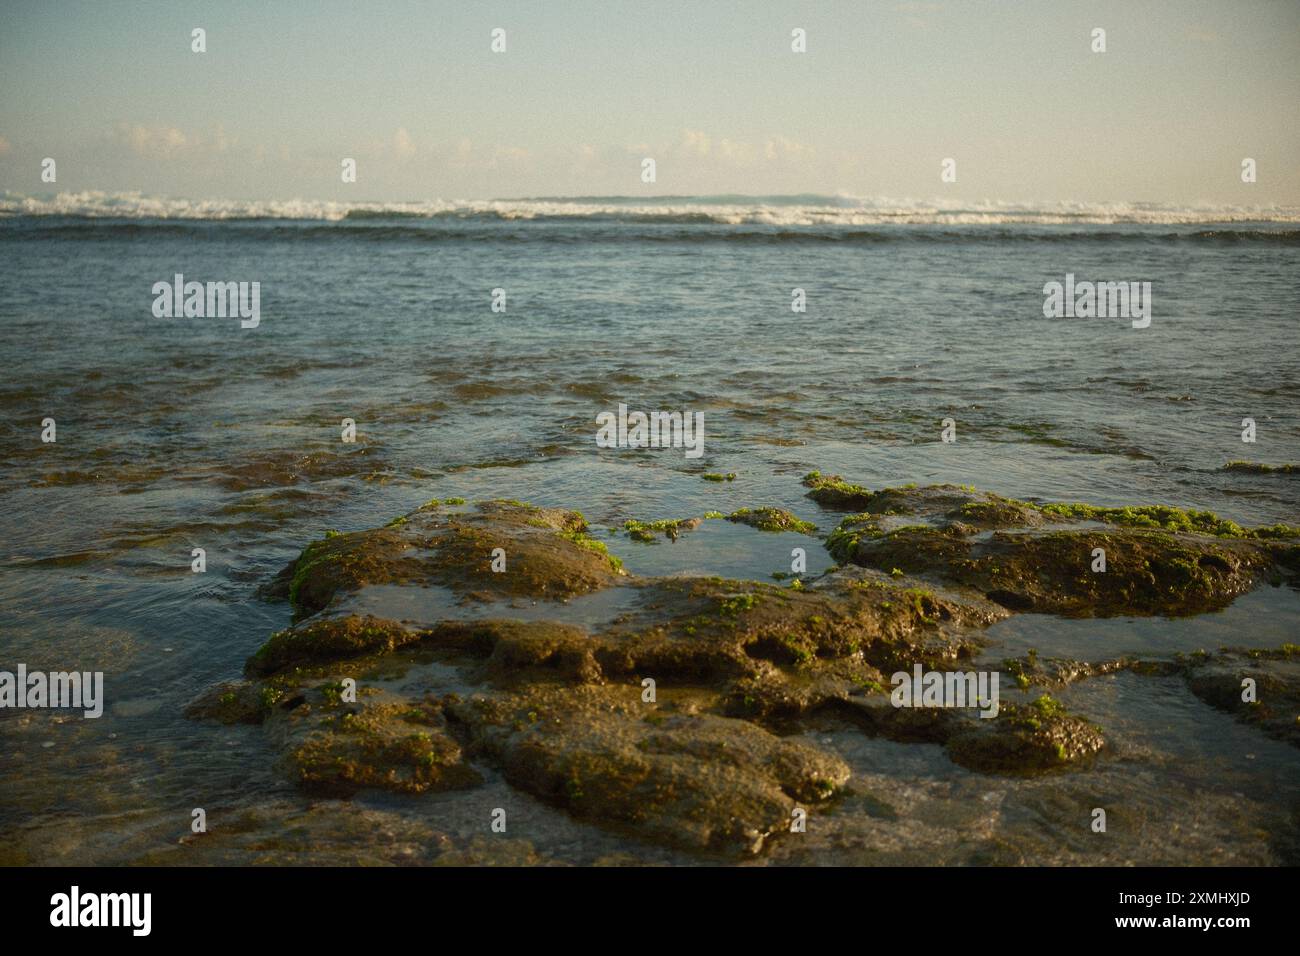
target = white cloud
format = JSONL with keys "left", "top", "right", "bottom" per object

{"left": 116, "top": 123, "right": 190, "bottom": 159}
{"left": 393, "top": 127, "right": 416, "bottom": 161}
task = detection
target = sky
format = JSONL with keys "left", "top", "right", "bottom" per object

{"left": 1, "top": 0, "right": 1298, "bottom": 204}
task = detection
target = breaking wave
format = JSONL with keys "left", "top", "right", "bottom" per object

{"left": 4, "top": 191, "right": 1300, "bottom": 227}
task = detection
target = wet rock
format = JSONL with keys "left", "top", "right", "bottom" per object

{"left": 592, "top": 572, "right": 1000, "bottom": 685}
{"left": 275, "top": 693, "right": 482, "bottom": 797}
{"left": 998, "top": 653, "right": 1173, "bottom": 689}
{"left": 447, "top": 684, "right": 849, "bottom": 856}
{"left": 726, "top": 507, "right": 816, "bottom": 534}
{"left": 213, "top": 488, "right": 1236, "bottom": 854}
{"left": 184, "top": 680, "right": 273, "bottom": 724}
{"left": 219, "top": 445, "right": 391, "bottom": 491}
{"left": 622, "top": 516, "right": 703, "bottom": 543}
{"left": 945, "top": 695, "right": 1106, "bottom": 774}
{"left": 1183, "top": 644, "right": 1300, "bottom": 747}
{"left": 815, "top": 478, "right": 1292, "bottom": 617}
{"left": 246, "top": 614, "right": 422, "bottom": 677}
{"left": 265, "top": 499, "right": 626, "bottom": 619}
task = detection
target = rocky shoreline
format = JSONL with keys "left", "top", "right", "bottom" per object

{"left": 186, "top": 476, "right": 1300, "bottom": 858}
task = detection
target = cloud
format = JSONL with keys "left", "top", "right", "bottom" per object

{"left": 0, "top": 136, "right": 11, "bottom": 156}
{"left": 681, "top": 129, "right": 711, "bottom": 157}
{"left": 764, "top": 136, "right": 814, "bottom": 162}
{"left": 115, "top": 124, "right": 190, "bottom": 159}
{"left": 393, "top": 127, "right": 416, "bottom": 161}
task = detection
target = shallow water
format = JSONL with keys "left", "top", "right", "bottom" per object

{"left": 1, "top": 200, "right": 1297, "bottom": 865}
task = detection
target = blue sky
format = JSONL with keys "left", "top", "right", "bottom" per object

{"left": 1, "top": 0, "right": 1297, "bottom": 202}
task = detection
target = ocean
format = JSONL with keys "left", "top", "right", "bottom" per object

{"left": 1, "top": 193, "right": 1298, "bottom": 865}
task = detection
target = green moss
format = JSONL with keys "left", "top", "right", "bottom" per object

{"left": 1012, "top": 694, "right": 1067, "bottom": 729}
{"left": 559, "top": 528, "right": 625, "bottom": 573}
{"left": 260, "top": 686, "right": 285, "bottom": 709}
{"left": 726, "top": 507, "right": 816, "bottom": 534}
{"left": 623, "top": 517, "right": 700, "bottom": 542}
{"left": 903, "top": 587, "right": 939, "bottom": 623}
{"left": 1036, "top": 502, "right": 1253, "bottom": 537}
{"left": 287, "top": 537, "right": 338, "bottom": 613}
{"left": 802, "top": 471, "right": 877, "bottom": 509}
{"left": 702, "top": 472, "right": 737, "bottom": 482}
{"left": 719, "top": 593, "right": 759, "bottom": 616}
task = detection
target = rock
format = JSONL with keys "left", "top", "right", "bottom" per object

{"left": 726, "top": 507, "right": 817, "bottom": 534}
{"left": 447, "top": 684, "right": 849, "bottom": 856}
{"left": 183, "top": 680, "right": 273, "bottom": 725}
{"left": 1183, "top": 644, "right": 1300, "bottom": 747}
{"left": 247, "top": 614, "right": 422, "bottom": 676}
{"left": 814, "top": 479, "right": 1294, "bottom": 617}
{"left": 277, "top": 692, "right": 482, "bottom": 797}
{"left": 197, "top": 485, "right": 1299, "bottom": 856}
{"left": 945, "top": 695, "right": 1106, "bottom": 774}
{"left": 266, "top": 499, "right": 626, "bottom": 620}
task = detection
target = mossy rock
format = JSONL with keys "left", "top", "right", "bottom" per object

{"left": 247, "top": 614, "right": 421, "bottom": 676}
{"left": 815, "top": 477, "right": 1292, "bottom": 618}
{"left": 623, "top": 516, "right": 702, "bottom": 542}
{"left": 286, "top": 698, "right": 482, "bottom": 796}
{"left": 266, "top": 499, "right": 626, "bottom": 620}
{"left": 945, "top": 696, "right": 1105, "bottom": 774}
{"left": 448, "top": 684, "right": 849, "bottom": 856}
{"left": 184, "top": 680, "right": 274, "bottom": 724}
{"left": 726, "top": 507, "right": 817, "bottom": 534}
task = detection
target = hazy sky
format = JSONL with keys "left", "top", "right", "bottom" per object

{"left": 1, "top": 0, "right": 1297, "bottom": 203}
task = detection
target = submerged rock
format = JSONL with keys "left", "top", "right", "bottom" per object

{"left": 184, "top": 679, "right": 275, "bottom": 725}
{"left": 1182, "top": 644, "right": 1300, "bottom": 747}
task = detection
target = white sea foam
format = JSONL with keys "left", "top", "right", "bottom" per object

{"left": 3, "top": 190, "right": 1299, "bottom": 225}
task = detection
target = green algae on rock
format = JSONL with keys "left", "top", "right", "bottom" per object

{"left": 945, "top": 694, "right": 1106, "bottom": 774}
{"left": 622, "top": 516, "right": 702, "bottom": 542}
{"left": 208, "top": 486, "right": 1300, "bottom": 858}
{"left": 287, "top": 696, "right": 482, "bottom": 797}
{"left": 726, "top": 507, "right": 817, "bottom": 534}
{"left": 814, "top": 479, "right": 1296, "bottom": 617}
{"left": 247, "top": 614, "right": 422, "bottom": 677}
{"left": 264, "top": 499, "right": 626, "bottom": 620}
{"left": 184, "top": 679, "right": 278, "bottom": 724}
{"left": 802, "top": 471, "right": 881, "bottom": 511}
{"left": 445, "top": 684, "right": 849, "bottom": 855}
